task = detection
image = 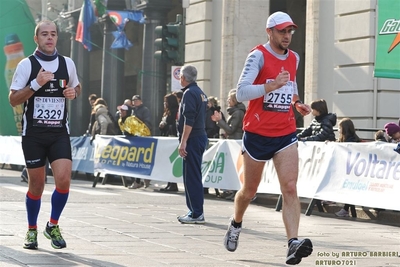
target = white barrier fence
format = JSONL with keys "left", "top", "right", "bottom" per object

{"left": 1, "top": 135, "right": 399, "bottom": 211}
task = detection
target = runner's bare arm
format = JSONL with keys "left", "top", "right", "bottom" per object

{"left": 9, "top": 67, "right": 54, "bottom": 106}
{"left": 292, "top": 96, "right": 311, "bottom": 116}
{"left": 63, "top": 83, "right": 81, "bottom": 100}
{"left": 9, "top": 87, "right": 35, "bottom": 107}
{"left": 263, "top": 71, "right": 291, "bottom": 93}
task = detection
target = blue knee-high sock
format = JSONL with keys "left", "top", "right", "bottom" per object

{"left": 26, "top": 191, "right": 41, "bottom": 229}
{"left": 50, "top": 188, "right": 69, "bottom": 225}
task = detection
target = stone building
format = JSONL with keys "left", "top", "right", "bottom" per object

{"left": 25, "top": 0, "right": 400, "bottom": 137}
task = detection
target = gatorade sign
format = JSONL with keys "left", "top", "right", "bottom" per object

{"left": 374, "top": 0, "right": 400, "bottom": 79}
{"left": 379, "top": 19, "right": 400, "bottom": 53}
{"left": 0, "top": 0, "right": 36, "bottom": 135}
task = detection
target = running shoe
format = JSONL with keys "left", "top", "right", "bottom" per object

{"left": 223, "top": 219, "right": 241, "bottom": 252}
{"left": 43, "top": 223, "right": 66, "bottom": 249}
{"left": 286, "top": 238, "right": 313, "bottom": 265}
{"left": 23, "top": 229, "right": 38, "bottom": 249}
{"left": 177, "top": 213, "right": 205, "bottom": 224}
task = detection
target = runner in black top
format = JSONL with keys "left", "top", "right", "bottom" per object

{"left": 8, "top": 20, "right": 80, "bottom": 250}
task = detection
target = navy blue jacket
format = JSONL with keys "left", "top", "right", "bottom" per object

{"left": 177, "top": 82, "right": 208, "bottom": 139}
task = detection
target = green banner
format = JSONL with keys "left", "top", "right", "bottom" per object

{"left": 374, "top": 0, "right": 400, "bottom": 79}
{"left": 0, "top": 0, "right": 36, "bottom": 135}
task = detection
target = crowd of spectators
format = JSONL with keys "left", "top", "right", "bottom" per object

{"left": 80, "top": 93, "right": 399, "bottom": 216}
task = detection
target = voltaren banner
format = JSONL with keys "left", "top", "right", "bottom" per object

{"left": 314, "top": 142, "right": 400, "bottom": 211}
{"left": 374, "top": 0, "right": 400, "bottom": 78}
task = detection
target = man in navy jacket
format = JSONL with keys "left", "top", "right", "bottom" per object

{"left": 176, "top": 65, "right": 208, "bottom": 224}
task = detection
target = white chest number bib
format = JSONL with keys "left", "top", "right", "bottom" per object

{"left": 32, "top": 96, "right": 65, "bottom": 127}
{"left": 263, "top": 79, "right": 294, "bottom": 112}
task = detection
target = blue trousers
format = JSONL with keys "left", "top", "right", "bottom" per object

{"left": 182, "top": 135, "right": 208, "bottom": 218}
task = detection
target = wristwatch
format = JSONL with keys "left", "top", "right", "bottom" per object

{"left": 294, "top": 100, "right": 303, "bottom": 106}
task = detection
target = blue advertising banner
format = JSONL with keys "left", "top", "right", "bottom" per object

{"left": 94, "top": 135, "right": 158, "bottom": 176}
{"left": 71, "top": 136, "right": 95, "bottom": 173}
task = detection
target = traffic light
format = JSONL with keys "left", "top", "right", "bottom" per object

{"left": 154, "top": 25, "right": 168, "bottom": 61}
{"left": 154, "top": 18, "right": 185, "bottom": 64}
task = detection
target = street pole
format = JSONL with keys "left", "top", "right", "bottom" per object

{"left": 100, "top": 16, "right": 125, "bottom": 114}
{"left": 137, "top": 0, "right": 174, "bottom": 135}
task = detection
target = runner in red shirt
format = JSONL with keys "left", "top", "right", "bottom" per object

{"left": 223, "top": 12, "right": 313, "bottom": 265}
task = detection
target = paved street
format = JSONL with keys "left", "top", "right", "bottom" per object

{"left": 0, "top": 168, "right": 399, "bottom": 267}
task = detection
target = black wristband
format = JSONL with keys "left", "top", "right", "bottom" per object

{"left": 294, "top": 100, "right": 302, "bottom": 106}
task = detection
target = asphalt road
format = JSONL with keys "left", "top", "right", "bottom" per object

{"left": 0, "top": 168, "right": 399, "bottom": 267}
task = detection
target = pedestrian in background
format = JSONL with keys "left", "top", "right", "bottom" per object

{"left": 296, "top": 99, "right": 336, "bottom": 142}
{"left": 223, "top": 12, "right": 313, "bottom": 265}
{"left": 176, "top": 65, "right": 208, "bottom": 224}
{"left": 159, "top": 93, "right": 179, "bottom": 192}
{"left": 132, "top": 95, "right": 152, "bottom": 134}
{"left": 173, "top": 91, "right": 183, "bottom": 103}
{"left": 118, "top": 104, "right": 150, "bottom": 137}
{"left": 335, "top": 118, "right": 361, "bottom": 217}
{"left": 116, "top": 98, "right": 133, "bottom": 120}
{"left": 384, "top": 122, "right": 400, "bottom": 154}
{"left": 206, "top": 96, "right": 223, "bottom": 139}
{"left": 115, "top": 99, "right": 134, "bottom": 135}
{"left": 296, "top": 98, "right": 336, "bottom": 206}
{"left": 172, "top": 91, "right": 183, "bottom": 134}
{"left": 204, "top": 96, "right": 224, "bottom": 196}
{"left": 90, "top": 103, "right": 118, "bottom": 143}
{"left": 90, "top": 98, "right": 118, "bottom": 140}
{"left": 384, "top": 122, "right": 400, "bottom": 143}
{"left": 86, "top": 94, "right": 98, "bottom": 136}
{"left": 211, "top": 89, "right": 245, "bottom": 140}
{"left": 211, "top": 89, "right": 246, "bottom": 200}
{"left": 129, "top": 95, "right": 152, "bottom": 189}
{"left": 374, "top": 130, "right": 388, "bottom": 142}
{"left": 8, "top": 20, "right": 80, "bottom": 250}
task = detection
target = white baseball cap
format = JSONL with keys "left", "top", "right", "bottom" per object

{"left": 266, "top": 11, "right": 297, "bottom": 30}
{"left": 118, "top": 104, "right": 129, "bottom": 111}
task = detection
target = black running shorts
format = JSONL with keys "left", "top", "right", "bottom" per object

{"left": 22, "top": 132, "right": 72, "bottom": 168}
{"left": 242, "top": 131, "right": 298, "bottom": 161}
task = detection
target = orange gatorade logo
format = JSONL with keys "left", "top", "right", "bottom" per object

{"left": 379, "top": 18, "right": 400, "bottom": 53}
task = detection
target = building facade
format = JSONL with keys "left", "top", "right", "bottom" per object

{"left": 185, "top": 0, "right": 399, "bottom": 139}
{"left": 26, "top": 0, "right": 400, "bottom": 137}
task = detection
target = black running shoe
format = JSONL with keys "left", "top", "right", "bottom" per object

{"left": 43, "top": 223, "right": 66, "bottom": 249}
{"left": 286, "top": 238, "right": 313, "bottom": 265}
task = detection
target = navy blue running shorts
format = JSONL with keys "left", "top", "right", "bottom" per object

{"left": 242, "top": 131, "right": 298, "bottom": 161}
{"left": 22, "top": 133, "right": 72, "bottom": 168}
